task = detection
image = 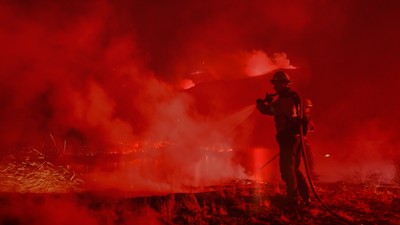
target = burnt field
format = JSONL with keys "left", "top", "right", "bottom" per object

{"left": 1, "top": 180, "right": 400, "bottom": 225}
{"left": 1, "top": 148, "right": 400, "bottom": 225}
{"left": 1, "top": 148, "right": 399, "bottom": 225}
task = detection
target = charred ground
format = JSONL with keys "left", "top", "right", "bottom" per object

{"left": 1, "top": 180, "right": 400, "bottom": 225}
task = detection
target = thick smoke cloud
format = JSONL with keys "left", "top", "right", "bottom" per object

{"left": 1, "top": 0, "right": 400, "bottom": 188}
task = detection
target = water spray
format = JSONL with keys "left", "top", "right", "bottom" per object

{"left": 216, "top": 104, "right": 256, "bottom": 133}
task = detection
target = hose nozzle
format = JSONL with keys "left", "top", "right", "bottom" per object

{"left": 262, "top": 92, "right": 278, "bottom": 103}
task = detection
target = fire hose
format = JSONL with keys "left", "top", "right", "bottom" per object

{"left": 258, "top": 93, "right": 354, "bottom": 224}
{"left": 258, "top": 153, "right": 279, "bottom": 171}
{"left": 297, "top": 95, "right": 353, "bottom": 224}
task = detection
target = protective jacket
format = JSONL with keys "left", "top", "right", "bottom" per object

{"left": 256, "top": 89, "right": 302, "bottom": 135}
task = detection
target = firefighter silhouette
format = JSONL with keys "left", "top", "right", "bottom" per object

{"left": 256, "top": 71, "right": 311, "bottom": 207}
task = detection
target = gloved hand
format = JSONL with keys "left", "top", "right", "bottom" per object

{"left": 264, "top": 93, "right": 274, "bottom": 103}
{"left": 256, "top": 98, "right": 269, "bottom": 114}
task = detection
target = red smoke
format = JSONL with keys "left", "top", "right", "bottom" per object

{"left": 1, "top": 0, "right": 400, "bottom": 191}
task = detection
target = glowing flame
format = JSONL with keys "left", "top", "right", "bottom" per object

{"left": 178, "top": 78, "right": 196, "bottom": 90}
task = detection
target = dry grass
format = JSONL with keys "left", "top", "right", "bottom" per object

{"left": 0, "top": 147, "right": 84, "bottom": 193}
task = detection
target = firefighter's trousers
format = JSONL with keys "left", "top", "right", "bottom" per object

{"left": 276, "top": 132, "right": 310, "bottom": 204}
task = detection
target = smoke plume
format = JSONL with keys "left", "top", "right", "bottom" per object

{"left": 1, "top": 0, "right": 400, "bottom": 189}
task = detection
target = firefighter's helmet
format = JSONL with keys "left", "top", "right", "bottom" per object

{"left": 270, "top": 71, "right": 293, "bottom": 84}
